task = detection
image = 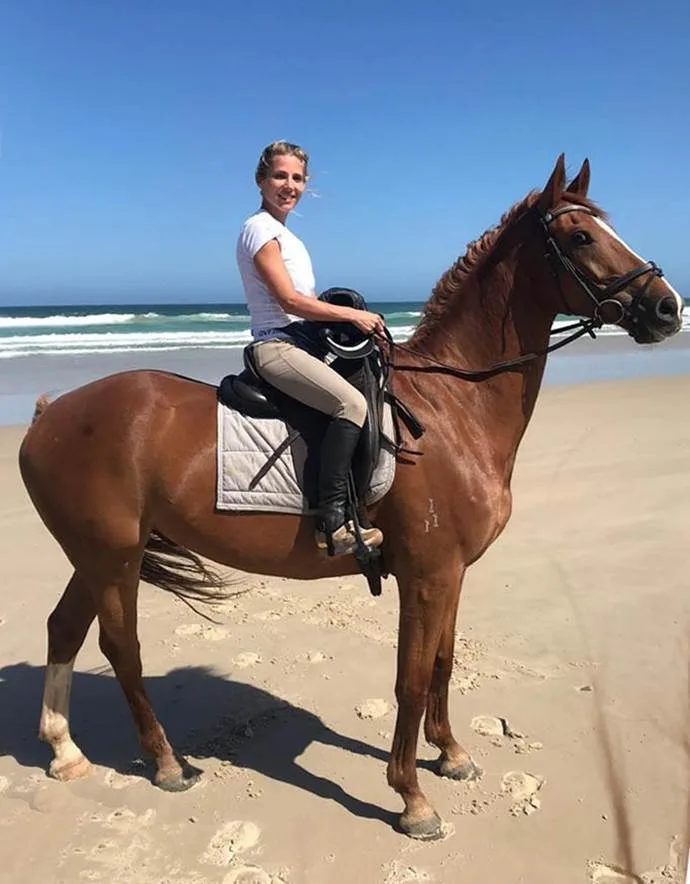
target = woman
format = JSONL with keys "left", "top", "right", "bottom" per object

{"left": 236, "top": 141, "right": 385, "bottom": 557}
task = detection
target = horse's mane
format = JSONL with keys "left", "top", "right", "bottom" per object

{"left": 413, "top": 189, "right": 607, "bottom": 344}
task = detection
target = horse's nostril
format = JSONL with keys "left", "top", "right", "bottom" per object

{"left": 655, "top": 296, "right": 679, "bottom": 322}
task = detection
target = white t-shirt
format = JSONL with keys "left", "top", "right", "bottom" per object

{"left": 236, "top": 209, "right": 316, "bottom": 334}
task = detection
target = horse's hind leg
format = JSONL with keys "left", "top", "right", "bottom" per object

{"left": 94, "top": 566, "right": 199, "bottom": 792}
{"left": 423, "top": 568, "right": 481, "bottom": 782}
{"left": 39, "top": 572, "right": 97, "bottom": 781}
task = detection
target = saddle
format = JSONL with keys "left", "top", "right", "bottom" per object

{"left": 216, "top": 288, "right": 425, "bottom": 596}
{"left": 218, "top": 303, "right": 387, "bottom": 521}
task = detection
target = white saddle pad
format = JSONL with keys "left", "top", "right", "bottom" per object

{"left": 216, "top": 402, "right": 396, "bottom": 515}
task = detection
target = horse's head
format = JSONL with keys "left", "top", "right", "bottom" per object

{"left": 535, "top": 155, "right": 683, "bottom": 344}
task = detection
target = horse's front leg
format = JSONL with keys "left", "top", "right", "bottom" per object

{"left": 388, "top": 563, "right": 458, "bottom": 840}
{"left": 423, "top": 567, "right": 482, "bottom": 781}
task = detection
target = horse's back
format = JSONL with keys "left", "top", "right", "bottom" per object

{"left": 19, "top": 370, "right": 217, "bottom": 506}
{"left": 26, "top": 369, "right": 213, "bottom": 429}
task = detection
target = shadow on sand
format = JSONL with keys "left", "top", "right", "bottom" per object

{"left": 0, "top": 661, "right": 398, "bottom": 827}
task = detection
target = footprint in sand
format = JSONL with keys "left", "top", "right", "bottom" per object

{"left": 453, "top": 795, "right": 496, "bottom": 816}
{"left": 471, "top": 714, "right": 526, "bottom": 740}
{"left": 174, "top": 623, "right": 229, "bottom": 641}
{"left": 471, "top": 715, "right": 542, "bottom": 755}
{"left": 355, "top": 699, "right": 391, "bottom": 719}
{"left": 451, "top": 670, "right": 481, "bottom": 694}
{"left": 222, "top": 867, "right": 272, "bottom": 884}
{"left": 588, "top": 863, "right": 639, "bottom": 883}
{"left": 471, "top": 715, "right": 506, "bottom": 737}
{"left": 295, "top": 650, "right": 328, "bottom": 664}
{"left": 253, "top": 609, "right": 282, "bottom": 622}
{"left": 89, "top": 807, "right": 156, "bottom": 830}
{"left": 589, "top": 834, "right": 687, "bottom": 884}
{"left": 59, "top": 806, "right": 156, "bottom": 883}
{"left": 175, "top": 623, "right": 204, "bottom": 637}
{"left": 382, "top": 860, "right": 431, "bottom": 883}
{"left": 501, "top": 770, "right": 544, "bottom": 816}
{"left": 203, "top": 626, "right": 230, "bottom": 641}
{"left": 29, "top": 784, "right": 77, "bottom": 814}
{"left": 232, "top": 652, "right": 262, "bottom": 669}
{"left": 103, "top": 769, "right": 143, "bottom": 790}
{"left": 201, "top": 820, "right": 262, "bottom": 866}
{"left": 89, "top": 838, "right": 118, "bottom": 856}
{"left": 11, "top": 774, "right": 47, "bottom": 795}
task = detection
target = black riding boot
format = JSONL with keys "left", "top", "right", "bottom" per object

{"left": 315, "top": 418, "right": 383, "bottom": 556}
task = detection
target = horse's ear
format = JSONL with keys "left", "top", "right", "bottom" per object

{"left": 537, "top": 153, "right": 567, "bottom": 213}
{"left": 567, "top": 158, "right": 591, "bottom": 197}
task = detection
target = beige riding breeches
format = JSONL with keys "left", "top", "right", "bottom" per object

{"left": 251, "top": 340, "right": 367, "bottom": 427}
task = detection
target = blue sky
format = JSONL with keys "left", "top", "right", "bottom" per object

{"left": 1, "top": 0, "right": 688, "bottom": 305}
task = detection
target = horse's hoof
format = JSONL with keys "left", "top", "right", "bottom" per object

{"left": 48, "top": 754, "right": 92, "bottom": 782}
{"left": 437, "top": 755, "right": 483, "bottom": 782}
{"left": 399, "top": 810, "right": 446, "bottom": 841}
{"left": 154, "top": 760, "right": 202, "bottom": 793}
{"left": 154, "top": 771, "right": 200, "bottom": 792}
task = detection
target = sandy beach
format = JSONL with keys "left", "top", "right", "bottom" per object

{"left": 1, "top": 374, "right": 689, "bottom": 884}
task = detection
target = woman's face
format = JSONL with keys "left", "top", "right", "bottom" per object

{"left": 259, "top": 154, "right": 307, "bottom": 221}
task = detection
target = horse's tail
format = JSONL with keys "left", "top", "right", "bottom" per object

{"left": 31, "top": 394, "right": 52, "bottom": 425}
{"left": 140, "top": 531, "right": 244, "bottom": 614}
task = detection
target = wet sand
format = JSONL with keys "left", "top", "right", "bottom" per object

{"left": 0, "top": 375, "right": 688, "bottom": 883}
{"left": 2, "top": 330, "right": 690, "bottom": 427}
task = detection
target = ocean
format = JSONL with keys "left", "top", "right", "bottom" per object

{"left": 3, "top": 300, "right": 689, "bottom": 360}
{"left": 0, "top": 301, "right": 423, "bottom": 359}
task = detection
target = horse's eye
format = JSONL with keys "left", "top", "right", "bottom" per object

{"left": 571, "top": 230, "right": 593, "bottom": 246}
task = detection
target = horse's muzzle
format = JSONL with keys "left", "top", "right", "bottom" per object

{"left": 655, "top": 294, "right": 683, "bottom": 326}
{"left": 630, "top": 296, "right": 682, "bottom": 343}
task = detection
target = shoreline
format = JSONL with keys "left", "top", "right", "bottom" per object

{"left": 2, "top": 332, "right": 690, "bottom": 428}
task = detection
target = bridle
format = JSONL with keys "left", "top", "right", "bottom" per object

{"left": 388, "top": 203, "right": 665, "bottom": 382}
{"left": 539, "top": 204, "right": 663, "bottom": 330}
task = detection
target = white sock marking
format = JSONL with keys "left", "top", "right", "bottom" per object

{"left": 39, "top": 660, "right": 86, "bottom": 770}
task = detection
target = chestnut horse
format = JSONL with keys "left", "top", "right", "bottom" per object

{"left": 18, "top": 156, "right": 683, "bottom": 839}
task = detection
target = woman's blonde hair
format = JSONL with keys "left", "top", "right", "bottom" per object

{"left": 255, "top": 141, "right": 309, "bottom": 185}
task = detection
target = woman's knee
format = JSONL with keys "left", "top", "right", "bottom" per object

{"left": 338, "top": 390, "right": 367, "bottom": 427}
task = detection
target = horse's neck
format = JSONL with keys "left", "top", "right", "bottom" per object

{"left": 411, "top": 252, "right": 556, "bottom": 466}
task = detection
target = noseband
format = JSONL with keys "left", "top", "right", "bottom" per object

{"left": 538, "top": 204, "right": 664, "bottom": 328}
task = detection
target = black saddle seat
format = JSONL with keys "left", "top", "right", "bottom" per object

{"left": 218, "top": 346, "right": 281, "bottom": 420}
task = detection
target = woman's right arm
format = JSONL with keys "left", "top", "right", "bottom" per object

{"left": 253, "top": 240, "right": 385, "bottom": 336}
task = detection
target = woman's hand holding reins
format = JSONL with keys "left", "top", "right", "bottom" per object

{"left": 346, "top": 308, "right": 386, "bottom": 338}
